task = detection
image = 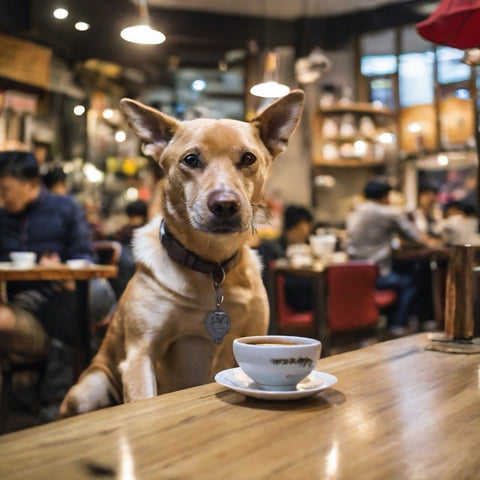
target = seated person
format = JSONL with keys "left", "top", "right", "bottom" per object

{"left": 409, "top": 183, "right": 442, "bottom": 240}
{"left": 257, "top": 205, "right": 314, "bottom": 312}
{"left": 109, "top": 200, "right": 149, "bottom": 298}
{"left": 440, "top": 199, "right": 478, "bottom": 245}
{"left": 0, "top": 151, "right": 94, "bottom": 419}
{"left": 347, "top": 179, "right": 426, "bottom": 335}
{"left": 113, "top": 200, "right": 149, "bottom": 247}
{"left": 42, "top": 167, "right": 68, "bottom": 195}
{"left": 443, "top": 200, "right": 463, "bottom": 219}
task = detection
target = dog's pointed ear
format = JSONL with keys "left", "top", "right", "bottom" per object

{"left": 251, "top": 89, "right": 305, "bottom": 158}
{"left": 120, "top": 98, "right": 179, "bottom": 159}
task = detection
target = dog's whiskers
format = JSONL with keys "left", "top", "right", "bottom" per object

{"left": 251, "top": 203, "right": 272, "bottom": 234}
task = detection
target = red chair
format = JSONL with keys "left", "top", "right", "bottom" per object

{"left": 272, "top": 261, "right": 397, "bottom": 353}
{"left": 326, "top": 261, "right": 396, "bottom": 331}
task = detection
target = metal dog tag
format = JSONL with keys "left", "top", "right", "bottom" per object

{"left": 205, "top": 265, "right": 230, "bottom": 344}
{"left": 205, "top": 309, "right": 231, "bottom": 344}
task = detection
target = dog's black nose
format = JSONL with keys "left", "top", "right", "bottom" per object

{"left": 207, "top": 190, "right": 241, "bottom": 220}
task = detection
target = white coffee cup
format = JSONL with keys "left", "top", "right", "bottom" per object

{"left": 9, "top": 251, "right": 37, "bottom": 268}
{"left": 309, "top": 234, "right": 336, "bottom": 258}
{"left": 233, "top": 335, "right": 321, "bottom": 390}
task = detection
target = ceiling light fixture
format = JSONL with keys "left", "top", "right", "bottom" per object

{"left": 53, "top": 8, "right": 69, "bottom": 20}
{"left": 115, "top": 130, "right": 127, "bottom": 143}
{"left": 73, "top": 105, "right": 85, "bottom": 116}
{"left": 191, "top": 79, "right": 207, "bottom": 92}
{"left": 121, "top": 0, "right": 166, "bottom": 45}
{"left": 250, "top": 51, "right": 290, "bottom": 98}
{"left": 75, "top": 21, "right": 90, "bottom": 31}
{"left": 103, "top": 108, "right": 114, "bottom": 119}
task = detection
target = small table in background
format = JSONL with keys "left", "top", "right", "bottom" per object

{"left": 392, "top": 245, "right": 452, "bottom": 328}
{"left": 0, "top": 264, "right": 117, "bottom": 363}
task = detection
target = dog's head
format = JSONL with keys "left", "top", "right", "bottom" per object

{"left": 120, "top": 91, "right": 304, "bottom": 242}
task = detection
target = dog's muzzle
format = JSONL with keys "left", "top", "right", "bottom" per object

{"left": 205, "top": 190, "right": 245, "bottom": 233}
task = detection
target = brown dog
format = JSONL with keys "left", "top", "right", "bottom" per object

{"left": 59, "top": 90, "right": 305, "bottom": 417}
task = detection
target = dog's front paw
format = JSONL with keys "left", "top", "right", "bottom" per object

{"left": 58, "top": 370, "right": 117, "bottom": 418}
{"left": 58, "top": 385, "right": 83, "bottom": 419}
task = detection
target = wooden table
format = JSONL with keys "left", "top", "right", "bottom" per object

{"left": 0, "top": 264, "right": 117, "bottom": 362}
{"left": 392, "top": 245, "right": 452, "bottom": 262}
{"left": 2, "top": 333, "right": 477, "bottom": 479}
{"left": 393, "top": 246, "right": 452, "bottom": 328}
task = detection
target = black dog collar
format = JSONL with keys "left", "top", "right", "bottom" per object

{"left": 159, "top": 219, "right": 239, "bottom": 284}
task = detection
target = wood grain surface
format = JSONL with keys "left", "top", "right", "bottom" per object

{"left": 0, "top": 264, "right": 117, "bottom": 281}
{"left": 0, "top": 333, "right": 479, "bottom": 480}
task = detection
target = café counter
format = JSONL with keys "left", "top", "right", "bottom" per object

{"left": 0, "top": 333, "right": 479, "bottom": 479}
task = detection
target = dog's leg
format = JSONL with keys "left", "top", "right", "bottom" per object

{"left": 120, "top": 344, "right": 157, "bottom": 402}
{"left": 58, "top": 368, "right": 119, "bottom": 418}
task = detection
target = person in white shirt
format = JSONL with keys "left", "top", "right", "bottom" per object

{"left": 347, "top": 179, "right": 426, "bottom": 335}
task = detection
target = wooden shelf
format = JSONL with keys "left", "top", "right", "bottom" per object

{"left": 322, "top": 136, "right": 376, "bottom": 143}
{"left": 318, "top": 102, "right": 394, "bottom": 116}
{"left": 312, "top": 159, "right": 387, "bottom": 168}
{"left": 310, "top": 101, "right": 397, "bottom": 211}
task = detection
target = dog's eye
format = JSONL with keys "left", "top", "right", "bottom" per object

{"left": 240, "top": 152, "right": 256, "bottom": 166}
{"left": 182, "top": 154, "right": 201, "bottom": 168}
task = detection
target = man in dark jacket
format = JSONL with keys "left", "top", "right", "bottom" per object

{"left": 0, "top": 151, "right": 93, "bottom": 359}
{"left": 0, "top": 151, "right": 97, "bottom": 422}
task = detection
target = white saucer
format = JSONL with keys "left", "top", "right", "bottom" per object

{"left": 215, "top": 367, "right": 337, "bottom": 401}
{"left": 4, "top": 263, "right": 34, "bottom": 270}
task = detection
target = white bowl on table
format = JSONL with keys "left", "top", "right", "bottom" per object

{"left": 286, "top": 243, "right": 313, "bottom": 268}
{"left": 9, "top": 251, "right": 37, "bottom": 268}
{"left": 66, "top": 259, "right": 91, "bottom": 269}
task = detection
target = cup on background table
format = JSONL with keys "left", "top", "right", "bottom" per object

{"left": 9, "top": 251, "right": 37, "bottom": 268}
{"left": 286, "top": 243, "right": 313, "bottom": 268}
{"left": 309, "top": 234, "right": 336, "bottom": 260}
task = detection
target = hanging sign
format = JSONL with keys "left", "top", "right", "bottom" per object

{"left": 0, "top": 33, "right": 51, "bottom": 89}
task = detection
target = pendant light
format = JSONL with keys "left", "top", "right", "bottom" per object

{"left": 121, "top": 0, "right": 166, "bottom": 45}
{"left": 250, "top": 0, "right": 290, "bottom": 98}
{"left": 250, "top": 51, "right": 291, "bottom": 98}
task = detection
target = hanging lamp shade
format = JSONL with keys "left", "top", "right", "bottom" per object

{"left": 250, "top": 51, "right": 290, "bottom": 98}
{"left": 416, "top": 0, "right": 480, "bottom": 49}
{"left": 121, "top": 0, "right": 165, "bottom": 45}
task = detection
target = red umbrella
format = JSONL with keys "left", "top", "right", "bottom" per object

{"left": 416, "top": 0, "right": 480, "bottom": 49}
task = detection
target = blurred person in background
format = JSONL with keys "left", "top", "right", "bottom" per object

{"left": 0, "top": 151, "right": 94, "bottom": 421}
{"left": 440, "top": 199, "right": 478, "bottom": 245}
{"left": 407, "top": 183, "right": 444, "bottom": 329}
{"left": 409, "top": 183, "right": 442, "bottom": 241}
{"left": 347, "top": 178, "right": 426, "bottom": 336}
{"left": 109, "top": 200, "right": 149, "bottom": 298}
{"left": 442, "top": 200, "right": 463, "bottom": 219}
{"left": 42, "top": 167, "right": 68, "bottom": 195}
{"left": 257, "top": 205, "right": 314, "bottom": 313}
{"left": 32, "top": 139, "right": 52, "bottom": 174}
